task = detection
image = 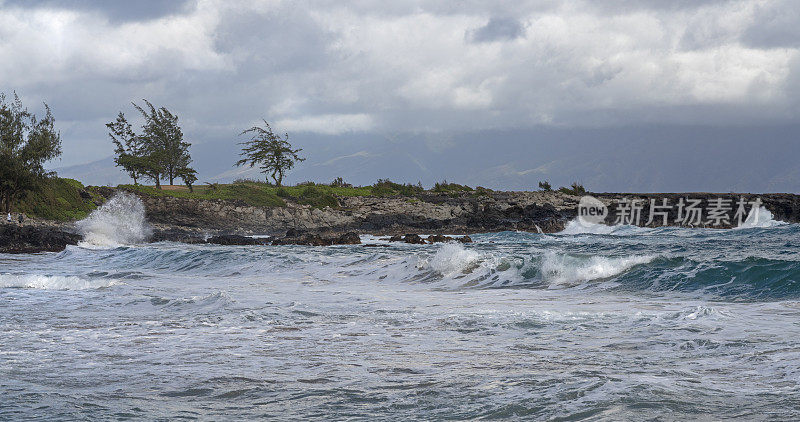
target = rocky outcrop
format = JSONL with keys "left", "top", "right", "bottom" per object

{"left": 271, "top": 231, "right": 361, "bottom": 246}
{"left": 119, "top": 189, "right": 800, "bottom": 238}
{"left": 128, "top": 190, "right": 578, "bottom": 236}
{"left": 594, "top": 193, "right": 800, "bottom": 228}
{"left": 387, "top": 234, "right": 472, "bottom": 244}
{"left": 0, "top": 223, "right": 81, "bottom": 254}
{"left": 206, "top": 234, "right": 271, "bottom": 246}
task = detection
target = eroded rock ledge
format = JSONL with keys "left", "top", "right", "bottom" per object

{"left": 4, "top": 190, "right": 800, "bottom": 253}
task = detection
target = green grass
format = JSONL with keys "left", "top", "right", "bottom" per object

{"left": 120, "top": 183, "right": 287, "bottom": 208}
{"left": 14, "top": 177, "right": 99, "bottom": 221}
{"left": 121, "top": 179, "right": 427, "bottom": 209}
{"left": 116, "top": 178, "right": 494, "bottom": 210}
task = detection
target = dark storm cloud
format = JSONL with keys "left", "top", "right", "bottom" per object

{"left": 1, "top": 0, "right": 798, "bottom": 191}
{"left": 468, "top": 17, "right": 525, "bottom": 43}
{"left": 2, "top": 0, "right": 195, "bottom": 22}
{"left": 742, "top": 0, "right": 800, "bottom": 49}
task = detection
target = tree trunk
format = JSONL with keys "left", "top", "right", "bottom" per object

{"left": 155, "top": 174, "right": 161, "bottom": 189}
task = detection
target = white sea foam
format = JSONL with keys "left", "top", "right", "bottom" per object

{"left": 539, "top": 251, "right": 655, "bottom": 286}
{"left": 427, "top": 243, "right": 482, "bottom": 277}
{"left": 736, "top": 206, "right": 786, "bottom": 229}
{"left": 75, "top": 192, "right": 151, "bottom": 247}
{"left": 0, "top": 274, "right": 119, "bottom": 290}
{"left": 559, "top": 219, "right": 649, "bottom": 235}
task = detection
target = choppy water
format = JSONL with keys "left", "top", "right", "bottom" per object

{"left": 3, "top": 199, "right": 800, "bottom": 420}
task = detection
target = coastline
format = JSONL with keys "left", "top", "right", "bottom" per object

{"left": 3, "top": 187, "right": 799, "bottom": 253}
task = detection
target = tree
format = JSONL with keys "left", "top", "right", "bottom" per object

{"left": 538, "top": 180, "right": 552, "bottom": 191}
{"left": 132, "top": 100, "right": 192, "bottom": 187}
{"left": 0, "top": 92, "right": 62, "bottom": 213}
{"left": 235, "top": 120, "right": 304, "bottom": 186}
{"left": 109, "top": 100, "right": 195, "bottom": 189}
{"left": 176, "top": 167, "right": 197, "bottom": 192}
{"left": 107, "top": 112, "right": 146, "bottom": 185}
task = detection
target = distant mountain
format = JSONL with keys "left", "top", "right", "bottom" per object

{"left": 53, "top": 156, "right": 132, "bottom": 186}
{"left": 53, "top": 125, "right": 800, "bottom": 193}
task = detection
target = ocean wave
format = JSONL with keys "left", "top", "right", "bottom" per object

{"left": 75, "top": 192, "right": 152, "bottom": 247}
{"left": 0, "top": 273, "right": 120, "bottom": 290}
{"left": 558, "top": 219, "right": 652, "bottom": 236}
{"left": 734, "top": 206, "right": 786, "bottom": 229}
{"left": 410, "top": 243, "right": 653, "bottom": 289}
{"left": 539, "top": 251, "right": 656, "bottom": 286}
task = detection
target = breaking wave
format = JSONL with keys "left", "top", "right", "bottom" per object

{"left": 558, "top": 219, "right": 650, "bottom": 236}
{"left": 0, "top": 273, "right": 119, "bottom": 290}
{"left": 539, "top": 251, "right": 656, "bottom": 286}
{"left": 735, "top": 206, "right": 786, "bottom": 229}
{"left": 75, "top": 192, "right": 151, "bottom": 247}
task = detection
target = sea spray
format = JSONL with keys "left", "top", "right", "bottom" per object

{"left": 76, "top": 192, "right": 151, "bottom": 247}
{"left": 736, "top": 206, "right": 786, "bottom": 229}
{"left": 426, "top": 243, "right": 482, "bottom": 277}
{"left": 0, "top": 273, "right": 119, "bottom": 290}
{"left": 539, "top": 250, "right": 656, "bottom": 286}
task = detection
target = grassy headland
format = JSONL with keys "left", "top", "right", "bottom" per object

{"left": 8, "top": 177, "right": 565, "bottom": 222}
{"left": 118, "top": 179, "right": 488, "bottom": 210}
{"left": 13, "top": 178, "right": 103, "bottom": 221}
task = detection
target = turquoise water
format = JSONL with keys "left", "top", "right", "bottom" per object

{"left": 2, "top": 223, "right": 800, "bottom": 420}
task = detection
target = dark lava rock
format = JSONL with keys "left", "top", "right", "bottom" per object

{"left": 206, "top": 234, "right": 270, "bottom": 246}
{"left": 426, "top": 234, "right": 473, "bottom": 244}
{"left": 402, "top": 234, "right": 426, "bottom": 244}
{"left": 273, "top": 231, "right": 361, "bottom": 246}
{"left": 426, "top": 234, "right": 454, "bottom": 243}
{"left": 150, "top": 228, "right": 205, "bottom": 244}
{"left": 335, "top": 232, "right": 361, "bottom": 245}
{"left": 0, "top": 224, "right": 81, "bottom": 253}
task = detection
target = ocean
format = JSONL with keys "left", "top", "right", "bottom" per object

{"left": 1, "top": 196, "right": 799, "bottom": 420}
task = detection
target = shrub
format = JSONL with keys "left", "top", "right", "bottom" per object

{"left": 558, "top": 182, "right": 587, "bottom": 196}
{"left": 14, "top": 177, "right": 98, "bottom": 221}
{"left": 432, "top": 181, "right": 473, "bottom": 193}
{"left": 474, "top": 186, "right": 493, "bottom": 196}
{"left": 370, "top": 179, "right": 423, "bottom": 197}
{"left": 297, "top": 185, "right": 339, "bottom": 209}
{"left": 330, "top": 177, "right": 351, "bottom": 188}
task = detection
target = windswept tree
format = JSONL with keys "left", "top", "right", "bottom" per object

{"left": 0, "top": 92, "right": 62, "bottom": 213}
{"left": 176, "top": 166, "right": 197, "bottom": 192}
{"left": 108, "top": 100, "right": 195, "bottom": 189}
{"left": 107, "top": 112, "right": 145, "bottom": 185}
{"left": 235, "top": 120, "right": 304, "bottom": 186}
{"left": 132, "top": 100, "right": 192, "bottom": 187}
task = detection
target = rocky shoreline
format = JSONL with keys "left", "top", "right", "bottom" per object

{"left": 2, "top": 188, "right": 799, "bottom": 253}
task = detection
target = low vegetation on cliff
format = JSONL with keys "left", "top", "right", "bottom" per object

{"left": 13, "top": 178, "right": 101, "bottom": 221}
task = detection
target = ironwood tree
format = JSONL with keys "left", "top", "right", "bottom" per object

{"left": 0, "top": 92, "right": 62, "bottom": 213}
{"left": 108, "top": 100, "right": 194, "bottom": 189}
{"left": 235, "top": 120, "right": 304, "bottom": 186}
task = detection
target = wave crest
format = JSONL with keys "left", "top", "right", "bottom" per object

{"left": 76, "top": 192, "right": 151, "bottom": 247}
{"left": 0, "top": 274, "right": 119, "bottom": 290}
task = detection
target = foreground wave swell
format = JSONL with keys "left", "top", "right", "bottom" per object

{"left": 2, "top": 222, "right": 800, "bottom": 419}
{"left": 18, "top": 223, "right": 800, "bottom": 300}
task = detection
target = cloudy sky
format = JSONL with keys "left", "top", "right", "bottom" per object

{"left": 2, "top": 0, "right": 799, "bottom": 191}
